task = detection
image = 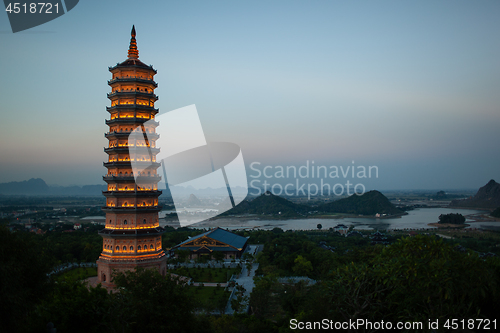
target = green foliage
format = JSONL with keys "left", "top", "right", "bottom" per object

{"left": 0, "top": 217, "right": 11, "bottom": 225}
{"left": 38, "top": 280, "right": 110, "bottom": 333}
{"left": 491, "top": 207, "right": 500, "bottom": 218}
{"left": 112, "top": 268, "right": 197, "bottom": 332}
{"left": 170, "top": 266, "right": 241, "bottom": 283}
{"left": 0, "top": 225, "right": 51, "bottom": 332}
{"left": 438, "top": 213, "right": 466, "bottom": 224}
{"left": 241, "top": 252, "right": 254, "bottom": 261}
{"left": 36, "top": 268, "right": 202, "bottom": 332}
{"left": 254, "top": 229, "right": 376, "bottom": 279}
{"left": 317, "top": 235, "right": 499, "bottom": 324}
{"left": 41, "top": 224, "right": 103, "bottom": 263}
{"left": 292, "top": 255, "right": 313, "bottom": 275}
{"left": 375, "top": 235, "right": 496, "bottom": 320}
{"left": 323, "top": 262, "right": 389, "bottom": 322}
{"left": 212, "top": 250, "right": 226, "bottom": 262}
{"left": 3, "top": 223, "right": 499, "bottom": 331}
{"left": 231, "top": 284, "right": 249, "bottom": 313}
{"left": 254, "top": 232, "right": 500, "bottom": 327}
{"left": 175, "top": 249, "right": 191, "bottom": 263}
{"left": 249, "top": 275, "right": 281, "bottom": 318}
{"left": 188, "top": 285, "right": 230, "bottom": 314}
{"left": 54, "top": 267, "right": 98, "bottom": 282}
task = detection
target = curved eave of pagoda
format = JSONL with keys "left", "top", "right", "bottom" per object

{"left": 101, "top": 206, "right": 162, "bottom": 213}
{"left": 102, "top": 190, "right": 162, "bottom": 198}
{"left": 104, "top": 147, "right": 160, "bottom": 154}
{"left": 106, "top": 105, "right": 159, "bottom": 113}
{"left": 98, "top": 252, "right": 166, "bottom": 262}
{"left": 105, "top": 118, "right": 159, "bottom": 126}
{"left": 103, "top": 161, "right": 161, "bottom": 168}
{"left": 105, "top": 131, "right": 159, "bottom": 140}
{"left": 109, "top": 63, "right": 157, "bottom": 74}
{"left": 108, "top": 77, "right": 158, "bottom": 88}
{"left": 107, "top": 91, "right": 159, "bottom": 101}
{"left": 98, "top": 254, "right": 166, "bottom": 263}
{"left": 99, "top": 227, "right": 165, "bottom": 237}
{"left": 103, "top": 175, "right": 162, "bottom": 182}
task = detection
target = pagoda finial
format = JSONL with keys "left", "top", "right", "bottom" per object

{"left": 128, "top": 25, "right": 139, "bottom": 59}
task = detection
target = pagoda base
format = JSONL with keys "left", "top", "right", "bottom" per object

{"left": 96, "top": 254, "right": 167, "bottom": 288}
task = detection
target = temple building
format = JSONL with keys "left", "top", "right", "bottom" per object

{"left": 370, "top": 230, "right": 389, "bottom": 245}
{"left": 96, "top": 26, "right": 167, "bottom": 287}
{"left": 171, "top": 227, "right": 249, "bottom": 260}
{"left": 333, "top": 223, "right": 349, "bottom": 236}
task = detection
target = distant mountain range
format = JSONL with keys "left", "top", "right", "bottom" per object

{"left": 0, "top": 178, "right": 107, "bottom": 196}
{"left": 223, "top": 189, "right": 402, "bottom": 217}
{"left": 450, "top": 179, "right": 500, "bottom": 209}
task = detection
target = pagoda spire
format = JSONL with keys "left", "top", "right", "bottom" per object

{"left": 128, "top": 25, "right": 139, "bottom": 59}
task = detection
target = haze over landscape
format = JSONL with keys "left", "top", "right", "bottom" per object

{"left": 1, "top": 0, "right": 500, "bottom": 190}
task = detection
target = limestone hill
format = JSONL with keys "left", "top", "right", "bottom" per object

{"left": 450, "top": 179, "right": 500, "bottom": 209}
{"left": 318, "top": 190, "right": 404, "bottom": 216}
{"left": 223, "top": 191, "right": 309, "bottom": 216}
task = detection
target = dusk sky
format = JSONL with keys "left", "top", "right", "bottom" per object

{"left": 1, "top": 1, "right": 499, "bottom": 191}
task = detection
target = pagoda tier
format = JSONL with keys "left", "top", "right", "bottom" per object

{"left": 97, "top": 26, "right": 167, "bottom": 287}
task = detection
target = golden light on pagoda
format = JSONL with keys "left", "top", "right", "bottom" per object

{"left": 96, "top": 26, "right": 167, "bottom": 287}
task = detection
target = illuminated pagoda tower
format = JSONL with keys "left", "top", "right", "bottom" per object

{"left": 97, "top": 26, "right": 167, "bottom": 287}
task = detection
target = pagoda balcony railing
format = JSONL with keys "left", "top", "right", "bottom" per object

{"left": 105, "top": 131, "right": 159, "bottom": 139}
{"left": 106, "top": 105, "right": 158, "bottom": 113}
{"left": 103, "top": 174, "right": 161, "bottom": 181}
{"left": 107, "top": 90, "right": 158, "bottom": 100}
{"left": 99, "top": 227, "right": 165, "bottom": 236}
{"left": 101, "top": 205, "right": 163, "bottom": 213}
{"left": 108, "top": 77, "right": 158, "bottom": 87}
{"left": 103, "top": 161, "right": 161, "bottom": 168}
{"left": 102, "top": 190, "right": 162, "bottom": 197}
{"left": 98, "top": 251, "right": 165, "bottom": 259}
{"left": 104, "top": 146, "right": 160, "bottom": 154}
{"left": 105, "top": 118, "right": 159, "bottom": 126}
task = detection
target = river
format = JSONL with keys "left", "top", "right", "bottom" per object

{"left": 187, "top": 208, "right": 496, "bottom": 231}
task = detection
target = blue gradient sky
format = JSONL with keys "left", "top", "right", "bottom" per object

{"left": 1, "top": 0, "right": 499, "bottom": 190}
